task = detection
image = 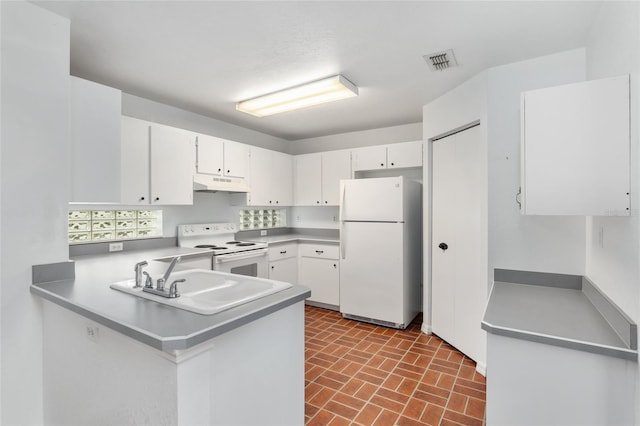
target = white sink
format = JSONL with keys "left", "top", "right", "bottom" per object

{"left": 110, "top": 269, "right": 293, "bottom": 315}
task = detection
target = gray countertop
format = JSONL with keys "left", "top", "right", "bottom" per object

{"left": 482, "top": 269, "right": 637, "bottom": 361}
{"left": 31, "top": 247, "right": 310, "bottom": 353}
{"left": 248, "top": 234, "right": 340, "bottom": 244}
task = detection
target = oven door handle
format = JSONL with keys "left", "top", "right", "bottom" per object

{"left": 213, "top": 250, "right": 267, "bottom": 264}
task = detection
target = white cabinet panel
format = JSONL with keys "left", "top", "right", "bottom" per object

{"left": 269, "top": 257, "right": 298, "bottom": 285}
{"left": 247, "top": 146, "right": 293, "bottom": 206}
{"left": 387, "top": 141, "right": 423, "bottom": 169}
{"left": 121, "top": 117, "right": 194, "bottom": 206}
{"left": 196, "top": 135, "right": 248, "bottom": 179}
{"left": 352, "top": 141, "right": 422, "bottom": 172}
{"left": 293, "top": 149, "right": 351, "bottom": 206}
{"left": 352, "top": 145, "right": 387, "bottom": 171}
{"left": 121, "top": 116, "right": 151, "bottom": 205}
{"left": 294, "top": 154, "right": 322, "bottom": 205}
{"left": 299, "top": 243, "right": 340, "bottom": 307}
{"left": 321, "top": 150, "right": 351, "bottom": 205}
{"left": 521, "top": 75, "right": 630, "bottom": 216}
{"left": 70, "top": 76, "right": 121, "bottom": 203}
{"left": 196, "top": 134, "right": 224, "bottom": 175}
{"left": 149, "top": 124, "right": 195, "bottom": 205}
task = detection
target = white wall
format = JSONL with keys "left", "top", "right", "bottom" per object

{"left": 583, "top": 1, "right": 640, "bottom": 422}
{"left": 1, "top": 2, "right": 70, "bottom": 424}
{"left": 122, "top": 93, "right": 289, "bottom": 153}
{"left": 487, "top": 49, "right": 587, "bottom": 277}
{"left": 422, "top": 49, "right": 588, "bottom": 371}
{"left": 289, "top": 122, "right": 422, "bottom": 155}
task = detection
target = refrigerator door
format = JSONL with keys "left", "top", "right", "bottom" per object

{"left": 340, "top": 177, "right": 404, "bottom": 222}
{"left": 340, "top": 221, "right": 405, "bottom": 325}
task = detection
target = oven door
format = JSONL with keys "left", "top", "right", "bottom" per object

{"left": 212, "top": 248, "right": 269, "bottom": 278}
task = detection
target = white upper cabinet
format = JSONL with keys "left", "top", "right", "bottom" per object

{"left": 520, "top": 75, "right": 630, "bottom": 216}
{"left": 294, "top": 154, "right": 322, "bottom": 205}
{"left": 247, "top": 146, "right": 293, "bottom": 206}
{"left": 352, "top": 141, "right": 423, "bottom": 172}
{"left": 352, "top": 145, "right": 387, "bottom": 171}
{"left": 294, "top": 150, "right": 351, "bottom": 206}
{"left": 121, "top": 116, "right": 195, "bottom": 205}
{"left": 149, "top": 124, "right": 195, "bottom": 205}
{"left": 121, "top": 116, "right": 151, "bottom": 205}
{"left": 387, "top": 141, "right": 424, "bottom": 169}
{"left": 70, "top": 76, "right": 122, "bottom": 203}
{"left": 196, "top": 134, "right": 248, "bottom": 179}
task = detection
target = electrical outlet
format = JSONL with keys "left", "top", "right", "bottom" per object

{"left": 85, "top": 324, "right": 99, "bottom": 343}
{"left": 109, "top": 242, "right": 123, "bottom": 252}
{"left": 260, "top": 230, "right": 267, "bottom": 236}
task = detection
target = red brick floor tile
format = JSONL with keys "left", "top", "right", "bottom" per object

{"left": 354, "top": 403, "right": 383, "bottom": 425}
{"left": 304, "top": 306, "right": 485, "bottom": 426}
{"left": 372, "top": 409, "right": 399, "bottom": 426}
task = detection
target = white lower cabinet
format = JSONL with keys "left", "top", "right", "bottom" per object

{"left": 298, "top": 243, "right": 340, "bottom": 308}
{"left": 268, "top": 243, "right": 298, "bottom": 284}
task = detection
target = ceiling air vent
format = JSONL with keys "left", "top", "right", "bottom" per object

{"left": 423, "top": 49, "right": 458, "bottom": 71}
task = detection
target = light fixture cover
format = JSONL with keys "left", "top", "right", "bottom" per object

{"left": 236, "top": 75, "right": 358, "bottom": 117}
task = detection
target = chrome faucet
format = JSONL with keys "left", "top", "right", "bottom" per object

{"left": 133, "top": 261, "right": 148, "bottom": 288}
{"left": 142, "top": 256, "right": 185, "bottom": 298}
{"left": 156, "top": 256, "right": 181, "bottom": 291}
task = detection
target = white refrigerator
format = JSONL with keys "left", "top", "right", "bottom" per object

{"left": 339, "top": 176, "right": 422, "bottom": 329}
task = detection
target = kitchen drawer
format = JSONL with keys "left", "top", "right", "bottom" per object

{"left": 268, "top": 243, "right": 297, "bottom": 261}
{"left": 299, "top": 243, "right": 339, "bottom": 259}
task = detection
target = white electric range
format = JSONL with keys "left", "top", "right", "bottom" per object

{"left": 177, "top": 222, "right": 268, "bottom": 278}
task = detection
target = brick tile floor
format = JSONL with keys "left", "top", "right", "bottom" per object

{"left": 305, "top": 306, "right": 486, "bottom": 425}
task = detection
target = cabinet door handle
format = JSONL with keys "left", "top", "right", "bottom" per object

{"left": 333, "top": 264, "right": 337, "bottom": 268}
{"left": 271, "top": 265, "right": 274, "bottom": 270}
{"left": 324, "top": 201, "right": 328, "bottom": 204}
{"left": 380, "top": 163, "right": 384, "bottom": 166}
{"left": 438, "top": 242, "right": 448, "bottom": 251}
{"left": 315, "top": 250, "right": 324, "bottom": 254}
{"left": 390, "top": 162, "right": 395, "bottom": 166}
{"left": 218, "top": 168, "right": 222, "bottom": 172}
{"left": 154, "top": 197, "right": 160, "bottom": 202}
{"left": 280, "top": 250, "right": 287, "bottom": 254}
{"left": 316, "top": 201, "right": 320, "bottom": 204}
{"left": 140, "top": 196, "right": 145, "bottom": 201}
{"left": 516, "top": 187, "right": 522, "bottom": 210}
{"left": 227, "top": 170, "right": 230, "bottom": 174}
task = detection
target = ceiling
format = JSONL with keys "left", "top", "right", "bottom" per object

{"left": 33, "top": 1, "right": 601, "bottom": 141}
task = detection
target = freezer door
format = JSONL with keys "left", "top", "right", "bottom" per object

{"left": 340, "top": 177, "right": 404, "bottom": 222}
{"left": 340, "top": 222, "right": 405, "bottom": 324}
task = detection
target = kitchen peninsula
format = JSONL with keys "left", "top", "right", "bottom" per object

{"left": 31, "top": 246, "right": 310, "bottom": 426}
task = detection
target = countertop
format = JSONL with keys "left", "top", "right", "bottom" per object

{"left": 481, "top": 269, "right": 637, "bottom": 361}
{"left": 31, "top": 246, "right": 310, "bottom": 353}
{"left": 247, "top": 233, "right": 340, "bottom": 244}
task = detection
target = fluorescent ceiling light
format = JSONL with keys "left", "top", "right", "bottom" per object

{"left": 236, "top": 75, "right": 358, "bottom": 117}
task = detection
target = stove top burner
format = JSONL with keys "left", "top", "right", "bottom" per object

{"left": 226, "top": 241, "right": 256, "bottom": 247}
{"left": 194, "top": 244, "right": 228, "bottom": 250}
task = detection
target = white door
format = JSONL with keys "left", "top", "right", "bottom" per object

{"left": 340, "top": 177, "right": 404, "bottom": 222}
{"left": 352, "top": 145, "right": 387, "bottom": 171}
{"left": 223, "top": 140, "right": 248, "bottom": 178}
{"left": 120, "top": 116, "right": 150, "bottom": 204}
{"left": 340, "top": 221, "right": 404, "bottom": 324}
{"left": 431, "top": 125, "right": 485, "bottom": 363}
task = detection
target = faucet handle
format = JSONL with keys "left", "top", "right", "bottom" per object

{"left": 169, "top": 279, "right": 186, "bottom": 298}
{"left": 142, "top": 271, "right": 153, "bottom": 289}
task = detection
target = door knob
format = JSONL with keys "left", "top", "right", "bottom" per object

{"left": 438, "top": 242, "right": 448, "bottom": 251}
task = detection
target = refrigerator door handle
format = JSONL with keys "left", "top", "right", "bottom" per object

{"left": 340, "top": 183, "right": 346, "bottom": 259}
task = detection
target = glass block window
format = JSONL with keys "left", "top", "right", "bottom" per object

{"left": 69, "top": 210, "right": 163, "bottom": 244}
{"left": 239, "top": 209, "right": 286, "bottom": 230}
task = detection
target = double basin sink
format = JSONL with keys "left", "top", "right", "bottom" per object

{"left": 110, "top": 269, "right": 292, "bottom": 315}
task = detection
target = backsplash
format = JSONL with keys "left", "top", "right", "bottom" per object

{"left": 68, "top": 209, "right": 163, "bottom": 244}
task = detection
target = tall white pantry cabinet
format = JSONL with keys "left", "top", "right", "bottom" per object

{"left": 520, "top": 75, "right": 630, "bottom": 216}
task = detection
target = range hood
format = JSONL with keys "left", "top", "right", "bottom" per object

{"left": 193, "top": 173, "right": 250, "bottom": 193}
